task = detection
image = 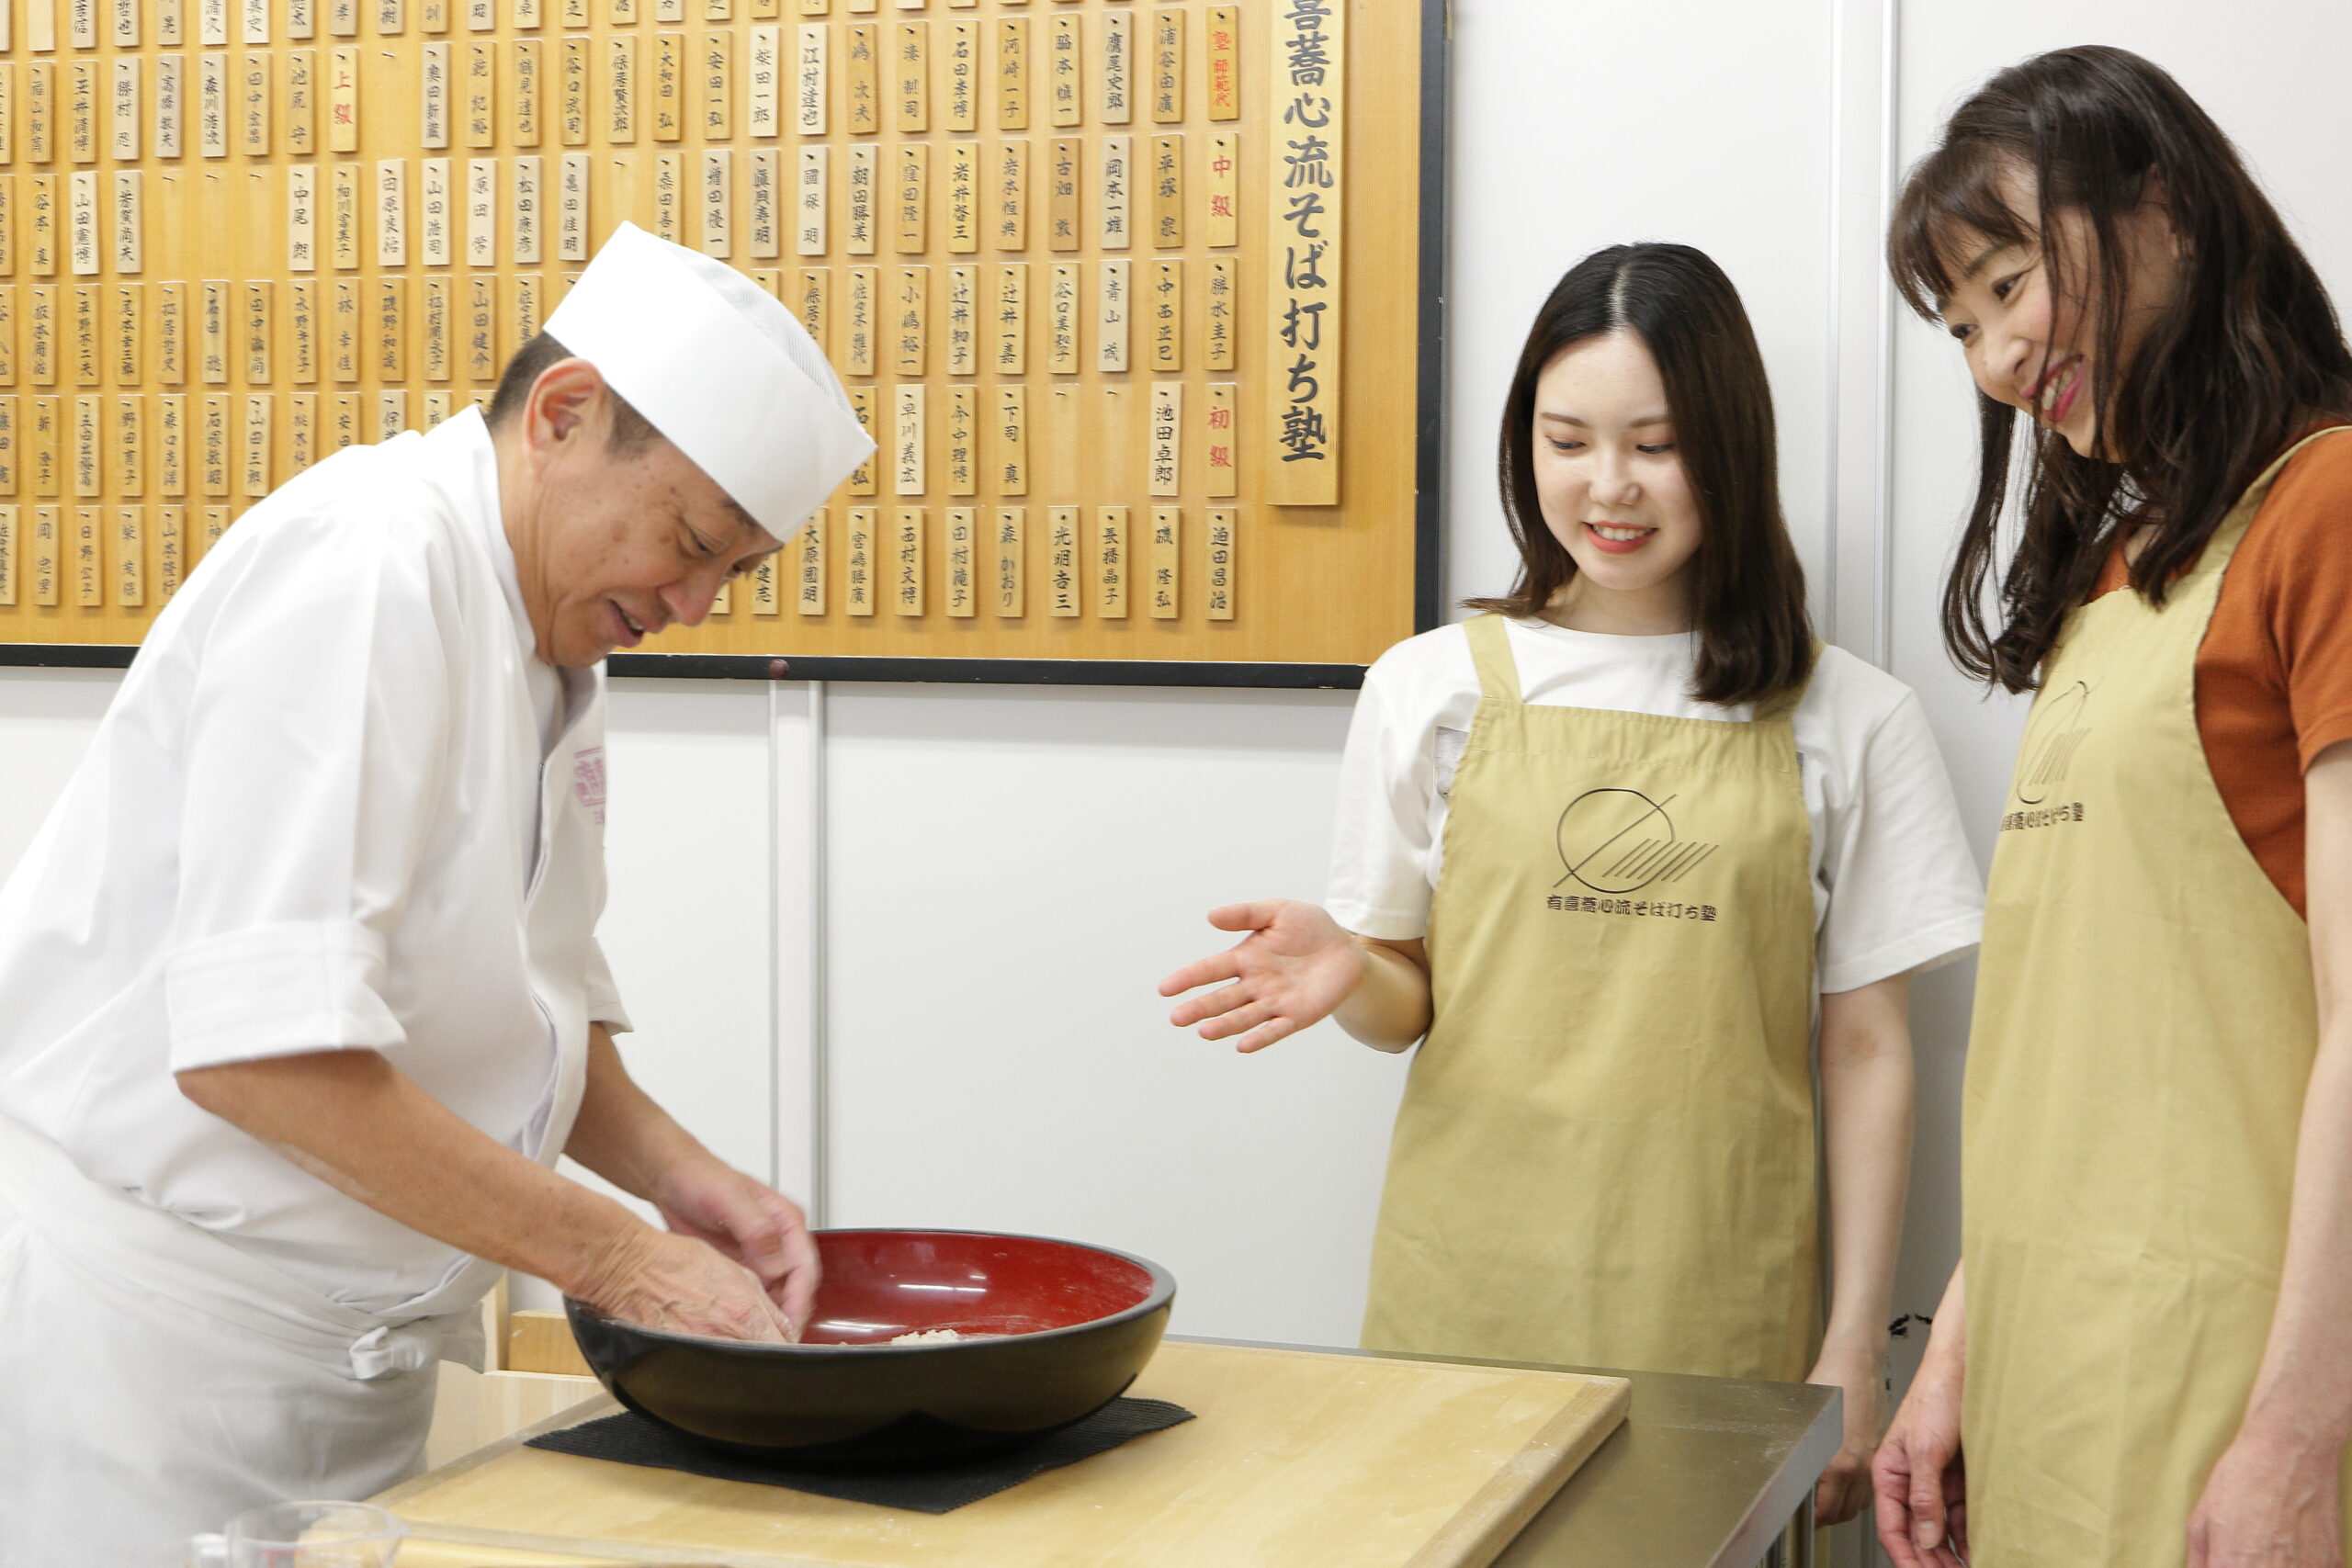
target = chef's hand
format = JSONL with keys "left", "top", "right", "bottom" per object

{"left": 1159, "top": 899, "right": 1366, "bottom": 1053}
{"left": 574, "top": 1224, "right": 799, "bottom": 1343}
{"left": 1872, "top": 1352, "right": 1968, "bottom": 1568}
{"left": 2187, "top": 1427, "right": 2346, "bottom": 1567}
{"left": 648, "top": 1155, "right": 823, "bottom": 1340}
{"left": 1807, "top": 1348, "right": 1888, "bottom": 1527}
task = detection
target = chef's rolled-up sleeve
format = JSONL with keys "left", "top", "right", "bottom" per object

{"left": 165, "top": 921, "right": 404, "bottom": 1069}
{"left": 582, "top": 939, "right": 631, "bottom": 1035}
{"left": 163, "top": 511, "right": 457, "bottom": 1073}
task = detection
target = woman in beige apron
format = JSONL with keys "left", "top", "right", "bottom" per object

{"left": 1364, "top": 610, "right": 1821, "bottom": 1381}
{"left": 1873, "top": 47, "right": 2352, "bottom": 1568}
{"left": 1165, "top": 243, "right": 1984, "bottom": 1529}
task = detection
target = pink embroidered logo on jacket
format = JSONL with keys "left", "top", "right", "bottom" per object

{"left": 571, "top": 746, "right": 607, "bottom": 826}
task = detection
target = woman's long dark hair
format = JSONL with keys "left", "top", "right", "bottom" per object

{"left": 1469, "top": 243, "right": 1814, "bottom": 707}
{"left": 1889, "top": 45, "right": 2352, "bottom": 692}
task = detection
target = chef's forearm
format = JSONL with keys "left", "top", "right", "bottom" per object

{"left": 176, "top": 1048, "right": 650, "bottom": 1298}
{"left": 1333, "top": 935, "right": 1433, "bottom": 1053}
{"left": 561, "top": 1025, "right": 710, "bottom": 1203}
{"left": 1815, "top": 974, "right": 1914, "bottom": 1366}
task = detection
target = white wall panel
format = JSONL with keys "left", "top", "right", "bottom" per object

{"left": 770, "top": 682, "right": 825, "bottom": 1211}
{"left": 0, "top": 671, "right": 117, "bottom": 884}
{"left": 820, "top": 683, "right": 1397, "bottom": 1346}
{"left": 1443, "top": 0, "right": 1838, "bottom": 613}
{"left": 594, "top": 677, "right": 781, "bottom": 1187}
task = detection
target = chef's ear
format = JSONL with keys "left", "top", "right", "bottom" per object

{"left": 521, "top": 357, "right": 612, "bottom": 454}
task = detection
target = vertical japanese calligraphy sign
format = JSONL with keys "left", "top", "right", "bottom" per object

{"left": 1261, "top": 0, "right": 1341, "bottom": 507}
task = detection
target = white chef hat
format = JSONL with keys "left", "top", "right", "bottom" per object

{"left": 545, "top": 222, "right": 873, "bottom": 539}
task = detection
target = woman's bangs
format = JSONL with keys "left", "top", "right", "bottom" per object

{"left": 1891, "top": 146, "right": 2033, "bottom": 323}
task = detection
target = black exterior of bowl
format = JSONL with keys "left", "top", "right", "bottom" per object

{"left": 562, "top": 1236, "right": 1176, "bottom": 1471}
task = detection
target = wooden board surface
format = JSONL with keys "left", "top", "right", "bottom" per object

{"left": 0, "top": 0, "right": 1435, "bottom": 673}
{"left": 380, "top": 1340, "right": 1629, "bottom": 1568}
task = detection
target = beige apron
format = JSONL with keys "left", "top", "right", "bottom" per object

{"left": 1963, "top": 427, "right": 2352, "bottom": 1565}
{"left": 1362, "top": 614, "right": 1820, "bottom": 1380}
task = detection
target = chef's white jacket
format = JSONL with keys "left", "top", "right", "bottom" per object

{"left": 0, "top": 408, "right": 628, "bottom": 1564}
{"left": 0, "top": 405, "right": 627, "bottom": 1306}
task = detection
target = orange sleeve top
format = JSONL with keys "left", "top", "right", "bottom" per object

{"left": 2092, "top": 429, "right": 2352, "bottom": 918}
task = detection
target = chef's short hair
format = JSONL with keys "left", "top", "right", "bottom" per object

{"left": 487, "top": 331, "right": 662, "bottom": 453}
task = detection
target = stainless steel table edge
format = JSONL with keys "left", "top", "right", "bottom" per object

{"left": 1168, "top": 1335, "right": 1841, "bottom": 1568}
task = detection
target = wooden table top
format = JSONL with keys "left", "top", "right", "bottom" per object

{"left": 389, "top": 1335, "right": 1836, "bottom": 1568}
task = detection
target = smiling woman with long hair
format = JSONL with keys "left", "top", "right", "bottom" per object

{"left": 1871, "top": 46, "right": 2352, "bottom": 1568}
{"left": 1161, "top": 243, "right": 1982, "bottom": 1529}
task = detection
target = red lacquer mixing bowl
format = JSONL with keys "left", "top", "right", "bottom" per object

{"left": 566, "top": 1228, "right": 1177, "bottom": 1470}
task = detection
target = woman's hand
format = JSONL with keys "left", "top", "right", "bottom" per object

{"left": 2187, "top": 1426, "right": 2346, "bottom": 1567}
{"left": 1159, "top": 900, "right": 1368, "bottom": 1053}
{"left": 1873, "top": 1354, "right": 1968, "bottom": 1567}
{"left": 1808, "top": 1348, "right": 1889, "bottom": 1527}
{"left": 647, "top": 1154, "right": 823, "bottom": 1339}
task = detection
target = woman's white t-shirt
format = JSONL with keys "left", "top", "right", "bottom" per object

{"left": 1328, "top": 616, "right": 1984, "bottom": 995}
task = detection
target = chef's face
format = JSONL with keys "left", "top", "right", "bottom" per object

{"left": 1933, "top": 169, "right": 2180, "bottom": 459}
{"left": 503, "top": 358, "right": 784, "bottom": 668}
{"left": 1532, "top": 330, "right": 1702, "bottom": 612}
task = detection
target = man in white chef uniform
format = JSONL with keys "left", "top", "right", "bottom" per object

{"left": 0, "top": 223, "right": 874, "bottom": 1566}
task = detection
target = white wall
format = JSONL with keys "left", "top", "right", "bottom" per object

{"left": 594, "top": 679, "right": 778, "bottom": 1186}
{"left": 819, "top": 682, "right": 1387, "bottom": 1345}
{"left": 0, "top": 671, "right": 115, "bottom": 876}
{"left": 1442, "top": 0, "right": 1840, "bottom": 615}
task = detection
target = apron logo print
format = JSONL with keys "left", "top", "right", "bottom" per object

{"left": 2014, "top": 681, "right": 2092, "bottom": 807}
{"left": 1554, "top": 788, "right": 1720, "bottom": 895}
{"left": 571, "top": 746, "right": 607, "bottom": 827}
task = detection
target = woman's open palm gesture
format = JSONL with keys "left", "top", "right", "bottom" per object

{"left": 1159, "top": 900, "right": 1365, "bottom": 1053}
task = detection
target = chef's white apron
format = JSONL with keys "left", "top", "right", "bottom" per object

{"left": 0, "top": 1112, "right": 490, "bottom": 1568}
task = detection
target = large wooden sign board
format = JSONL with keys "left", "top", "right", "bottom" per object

{"left": 0, "top": 0, "right": 1442, "bottom": 686}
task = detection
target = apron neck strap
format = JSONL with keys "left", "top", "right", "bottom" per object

{"left": 2258, "top": 423, "right": 2352, "bottom": 485}
{"left": 1464, "top": 614, "right": 1522, "bottom": 705}
{"left": 2194, "top": 425, "right": 2352, "bottom": 576}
